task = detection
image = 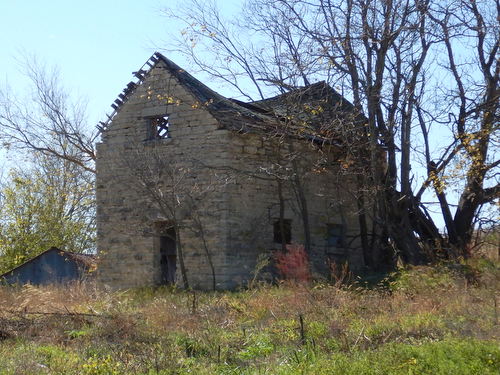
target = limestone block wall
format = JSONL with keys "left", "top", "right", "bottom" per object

{"left": 97, "top": 61, "right": 234, "bottom": 290}
{"left": 97, "top": 59, "right": 368, "bottom": 290}
{"left": 224, "top": 131, "right": 366, "bottom": 283}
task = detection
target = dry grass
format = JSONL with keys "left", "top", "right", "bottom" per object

{"left": 0, "top": 281, "right": 104, "bottom": 314}
{"left": 0, "top": 260, "right": 498, "bottom": 374}
{"left": 0, "top": 265, "right": 498, "bottom": 344}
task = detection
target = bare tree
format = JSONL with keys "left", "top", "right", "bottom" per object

{"left": 0, "top": 57, "right": 97, "bottom": 267}
{"left": 123, "top": 146, "right": 229, "bottom": 290}
{"left": 0, "top": 57, "right": 97, "bottom": 174}
{"left": 163, "top": 0, "right": 499, "bottom": 264}
{"left": 423, "top": 0, "right": 500, "bottom": 254}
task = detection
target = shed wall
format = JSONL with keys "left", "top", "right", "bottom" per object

{"left": 2, "top": 250, "right": 83, "bottom": 285}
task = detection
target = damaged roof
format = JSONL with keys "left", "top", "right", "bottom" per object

{"left": 99, "top": 52, "right": 363, "bottom": 144}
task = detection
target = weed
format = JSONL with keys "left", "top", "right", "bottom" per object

{"left": 237, "top": 333, "right": 274, "bottom": 360}
{"left": 0, "top": 260, "right": 498, "bottom": 374}
{"left": 82, "top": 354, "right": 121, "bottom": 375}
{"left": 274, "top": 244, "right": 311, "bottom": 283}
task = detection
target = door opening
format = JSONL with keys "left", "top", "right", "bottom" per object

{"left": 159, "top": 227, "right": 177, "bottom": 284}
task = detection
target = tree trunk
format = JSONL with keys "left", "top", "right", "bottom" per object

{"left": 286, "top": 141, "right": 312, "bottom": 255}
{"left": 386, "top": 190, "right": 427, "bottom": 265}
{"left": 355, "top": 175, "right": 372, "bottom": 269}
{"left": 277, "top": 180, "right": 287, "bottom": 252}
{"left": 292, "top": 172, "right": 311, "bottom": 255}
{"left": 175, "top": 226, "right": 190, "bottom": 289}
{"left": 196, "top": 218, "right": 216, "bottom": 291}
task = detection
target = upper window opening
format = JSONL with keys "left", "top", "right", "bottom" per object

{"left": 150, "top": 115, "right": 170, "bottom": 139}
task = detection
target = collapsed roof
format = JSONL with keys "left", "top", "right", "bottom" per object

{"left": 99, "top": 52, "right": 364, "bottom": 145}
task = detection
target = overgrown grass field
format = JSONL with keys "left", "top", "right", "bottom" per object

{"left": 0, "top": 260, "right": 498, "bottom": 374}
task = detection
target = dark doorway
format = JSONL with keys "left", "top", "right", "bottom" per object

{"left": 273, "top": 219, "right": 292, "bottom": 244}
{"left": 160, "top": 227, "right": 177, "bottom": 284}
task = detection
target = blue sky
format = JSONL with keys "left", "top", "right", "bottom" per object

{"left": 1, "top": 1, "right": 178, "bottom": 126}
{"left": 0, "top": 0, "right": 245, "bottom": 168}
{"left": 0, "top": 1, "right": 475, "bottom": 230}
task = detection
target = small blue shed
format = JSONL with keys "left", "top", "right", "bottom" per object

{"left": 0, "top": 247, "right": 96, "bottom": 285}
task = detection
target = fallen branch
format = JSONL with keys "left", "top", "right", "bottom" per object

{"left": 0, "top": 309, "right": 108, "bottom": 318}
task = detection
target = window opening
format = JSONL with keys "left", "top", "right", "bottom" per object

{"left": 274, "top": 219, "right": 292, "bottom": 244}
{"left": 327, "top": 224, "right": 344, "bottom": 248}
{"left": 150, "top": 115, "right": 170, "bottom": 139}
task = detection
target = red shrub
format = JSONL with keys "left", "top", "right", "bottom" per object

{"left": 274, "top": 244, "right": 311, "bottom": 283}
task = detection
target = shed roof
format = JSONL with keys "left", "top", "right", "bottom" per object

{"left": 0, "top": 247, "right": 96, "bottom": 279}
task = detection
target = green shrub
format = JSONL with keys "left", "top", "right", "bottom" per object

{"left": 308, "top": 339, "right": 500, "bottom": 375}
{"left": 36, "top": 345, "right": 79, "bottom": 374}
{"left": 389, "top": 265, "right": 456, "bottom": 293}
{"left": 82, "top": 354, "right": 122, "bottom": 375}
{"left": 175, "top": 334, "right": 211, "bottom": 358}
{"left": 237, "top": 333, "right": 274, "bottom": 360}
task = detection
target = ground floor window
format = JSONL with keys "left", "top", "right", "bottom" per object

{"left": 274, "top": 219, "right": 292, "bottom": 244}
{"left": 327, "top": 223, "right": 344, "bottom": 249}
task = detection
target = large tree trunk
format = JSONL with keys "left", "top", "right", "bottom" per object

{"left": 386, "top": 190, "right": 427, "bottom": 265}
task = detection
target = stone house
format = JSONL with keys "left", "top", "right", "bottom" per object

{"left": 96, "top": 52, "right": 371, "bottom": 290}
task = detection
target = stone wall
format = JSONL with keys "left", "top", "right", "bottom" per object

{"left": 223, "top": 131, "right": 365, "bottom": 285}
{"left": 97, "top": 61, "right": 233, "bottom": 290}
{"left": 97, "top": 60, "right": 368, "bottom": 290}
